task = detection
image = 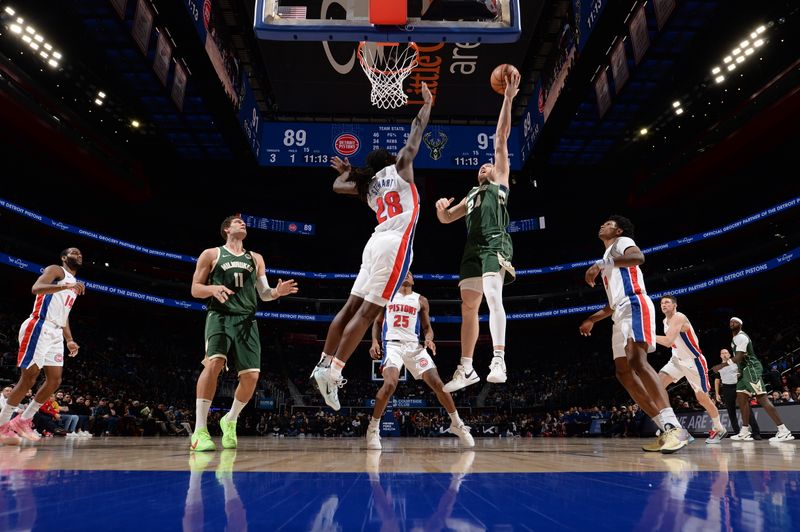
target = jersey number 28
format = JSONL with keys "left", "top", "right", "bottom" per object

{"left": 376, "top": 192, "right": 403, "bottom": 223}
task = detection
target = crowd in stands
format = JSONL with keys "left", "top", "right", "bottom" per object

{"left": 1, "top": 301, "right": 799, "bottom": 440}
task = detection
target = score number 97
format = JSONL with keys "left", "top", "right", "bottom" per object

{"left": 477, "top": 132, "right": 496, "bottom": 151}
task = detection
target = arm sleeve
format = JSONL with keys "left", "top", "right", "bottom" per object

{"left": 256, "top": 275, "right": 277, "bottom": 301}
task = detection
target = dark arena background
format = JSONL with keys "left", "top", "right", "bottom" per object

{"left": 1, "top": 0, "right": 799, "bottom": 529}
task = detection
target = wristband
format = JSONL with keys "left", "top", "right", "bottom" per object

{"left": 594, "top": 257, "right": 615, "bottom": 268}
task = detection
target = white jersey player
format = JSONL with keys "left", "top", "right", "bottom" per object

{"left": 311, "top": 82, "right": 433, "bottom": 411}
{"left": 366, "top": 272, "right": 474, "bottom": 450}
{"left": 0, "top": 248, "right": 85, "bottom": 445}
{"left": 580, "top": 216, "right": 686, "bottom": 454}
{"left": 655, "top": 295, "right": 726, "bottom": 443}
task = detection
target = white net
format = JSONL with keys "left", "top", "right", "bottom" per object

{"left": 358, "top": 42, "right": 419, "bottom": 109}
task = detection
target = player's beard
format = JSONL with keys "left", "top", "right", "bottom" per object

{"left": 65, "top": 257, "right": 81, "bottom": 271}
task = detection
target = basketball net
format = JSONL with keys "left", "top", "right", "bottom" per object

{"left": 358, "top": 42, "right": 419, "bottom": 109}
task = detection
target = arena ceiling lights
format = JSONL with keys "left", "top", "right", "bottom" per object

{"left": 711, "top": 24, "right": 767, "bottom": 84}
{"left": 2, "top": 5, "right": 62, "bottom": 69}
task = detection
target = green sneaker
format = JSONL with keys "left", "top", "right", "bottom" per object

{"left": 216, "top": 449, "right": 237, "bottom": 482}
{"left": 190, "top": 428, "right": 216, "bottom": 452}
{"left": 220, "top": 416, "right": 238, "bottom": 449}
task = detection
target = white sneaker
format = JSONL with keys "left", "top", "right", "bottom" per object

{"left": 443, "top": 365, "right": 480, "bottom": 393}
{"left": 313, "top": 367, "right": 345, "bottom": 411}
{"left": 705, "top": 428, "right": 727, "bottom": 444}
{"left": 769, "top": 429, "right": 795, "bottom": 442}
{"left": 731, "top": 428, "right": 753, "bottom": 441}
{"left": 450, "top": 423, "right": 475, "bottom": 448}
{"left": 487, "top": 356, "right": 507, "bottom": 384}
{"left": 366, "top": 426, "right": 381, "bottom": 450}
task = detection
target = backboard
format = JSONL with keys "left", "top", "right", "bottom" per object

{"left": 254, "top": 0, "right": 522, "bottom": 43}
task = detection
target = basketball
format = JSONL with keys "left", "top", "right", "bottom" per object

{"left": 490, "top": 63, "right": 519, "bottom": 94}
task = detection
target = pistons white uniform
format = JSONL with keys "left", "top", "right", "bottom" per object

{"left": 659, "top": 313, "right": 710, "bottom": 393}
{"left": 599, "top": 236, "right": 656, "bottom": 359}
{"left": 17, "top": 268, "right": 78, "bottom": 369}
{"left": 351, "top": 165, "right": 420, "bottom": 306}
{"left": 381, "top": 291, "right": 435, "bottom": 379}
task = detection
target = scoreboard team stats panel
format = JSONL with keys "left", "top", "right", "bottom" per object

{"left": 258, "top": 122, "right": 522, "bottom": 170}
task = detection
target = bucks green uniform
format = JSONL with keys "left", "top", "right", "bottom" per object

{"left": 460, "top": 181, "right": 515, "bottom": 283}
{"left": 204, "top": 246, "right": 261, "bottom": 373}
{"left": 732, "top": 331, "right": 764, "bottom": 396}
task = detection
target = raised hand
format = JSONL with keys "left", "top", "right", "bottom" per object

{"left": 213, "top": 286, "right": 235, "bottom": 303}
{"left": 330, "top": 156, "right": 351, "bottom": 174}
{"left": 276, "top": 279, "right": 299, "bottom": 297}
{"left": 435, "top": 197, "right": 454, "bottom": 213}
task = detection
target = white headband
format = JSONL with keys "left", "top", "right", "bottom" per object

{"left": 730, "top": 317, "right": 743, "bottom": 325}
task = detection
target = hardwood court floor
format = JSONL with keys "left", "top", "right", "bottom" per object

{"left": 1, "top": 436, "right": 798, "bottom": 530}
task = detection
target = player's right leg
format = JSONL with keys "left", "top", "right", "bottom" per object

{"left": 193, "top": 317, "right": 230, "bottom": 452}
{"left": 444, "top": 280, "right": 483, "bottom": 393}
{"left": 368, "top": 365, "right": 400, "bottom": 450}
{"left": 422, "top": 368, "right": 474, "bottom": 448}
{"left": 313, "top": 294, "right": 364, "bottom": 377}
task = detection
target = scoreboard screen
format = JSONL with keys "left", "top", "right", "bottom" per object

{"left": 258, "top": 122, "right": 521, "bottom": 171}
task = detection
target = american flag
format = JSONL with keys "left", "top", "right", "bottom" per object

{"left": 277, "top": 6, "right": 307, "bottom": 19}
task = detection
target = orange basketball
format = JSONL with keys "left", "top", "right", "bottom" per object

{"left": 490, "top": 64, "right": 519, "bottom": 95}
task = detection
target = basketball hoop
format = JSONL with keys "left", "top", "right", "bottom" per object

{"left": 358, "top": 41, "right": 419, "bottom": 109}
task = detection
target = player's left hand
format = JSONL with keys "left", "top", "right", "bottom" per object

{"left": 67, "top": 340, "right": 80, "bottom": 357}
{"left": 424, "top": 338, "right": 436, "bottom": 356}
{"left": 330, "top": 156, "right": 351, "bottom": 174}
{"left": 421, "top": 81, "right": 433, "bottom": 105}
{"left": 275, "top": 279, "right": 298, "bottom": 297}
{"left": 579, "top": 320, "right": 594, "bottom": 336}
{"left": 505, "top": 70, "right": 521, "bottom": 100}
{"left": 584, "top": 264, "right": 601, "bottom": 287}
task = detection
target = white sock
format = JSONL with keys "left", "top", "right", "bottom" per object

{"left": 0, "top": 403, "right": 16, "bottom": 425}
{"left": 448, "top": 410, "right": 462, "bottom": 425}
{"left": 777, "top": 424, "right": 788, "bottom": 432}
{"left": 318, "top": 352, "right": 333, "bottom": 367}
{"left": 370, "top": 417, "right": 380, "bottom": 428}
{"left": 460, "top": 357, "right": 474, "bottom": 373}
{"left": 659, "top": 407, "right": 681, "bottom": 429}
{"left": 330, "top": 358, "right": 345, "bottom": 379}
{"left": 195, "top": 399, "right": 212, "bottom": 430}
{"left": 711, "top": 416, "right": 723, "bottom": 432}
{"left": 21, "top": 400, "right": 42, "bottom": 421}
{"left": 493, "top": 350, "right": 505, "bottom": 360}
{"left": 652, "top": 414, "right": 664, "bottom": 431}
{"left": 225, "top": 398, "right": 247, "bottom": 422}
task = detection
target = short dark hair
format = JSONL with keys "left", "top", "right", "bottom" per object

{"left": 607, "top": 215, "right": 635, "bottom": 238}
{"left": 60, "top": 248, "right": 73, "bottom": 261}
{"left": 661, "top": 294, "right": 678, "bottom": 304}
{"left": 220, "top": 215, "right": 241, "bottom": 241}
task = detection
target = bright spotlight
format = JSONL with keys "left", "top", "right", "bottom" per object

{"left": 714, "top": 75, "right": 725, "bottom": 84}
{"left": 4, "top": 6, "right": 15, "bottom": 15}
{"left": 711, "top": 67, "right": 721, "bottom": 75}
{"left": 754, "top": 39, "right": 764, "bottom": 48}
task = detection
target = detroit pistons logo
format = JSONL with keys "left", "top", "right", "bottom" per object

{"left": 419, "top": 358, "right": 429, "bottom": 368}
{"left": 289, "top": 223, "right": 298, "bottom": 232}
{"left": 334, "top": 134, "right": 360, "bottom": 156}
{"left": 55, "top": 354, "right": 64, "bottom": 363}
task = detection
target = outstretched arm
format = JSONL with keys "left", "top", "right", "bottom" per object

{"left": 435, "top": 197, "right": 467, "bottom": 224}
{"left": 330, "top": 156, "right": 359, "bottom": 196}
{"left": 32, "top": 265, "right": 85, "bottom": 296}
{"left": 395, "top": 82, "right": 433, "bottom": 181}
{"left": 579, "top": 306, "right": 613, "bottom": 337}
{"left": 492, "top": 71, "right": 520, "bottom": 188}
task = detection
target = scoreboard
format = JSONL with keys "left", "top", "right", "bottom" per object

{"left": 258, "top": 122, "right": 522, "bottom": 171}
